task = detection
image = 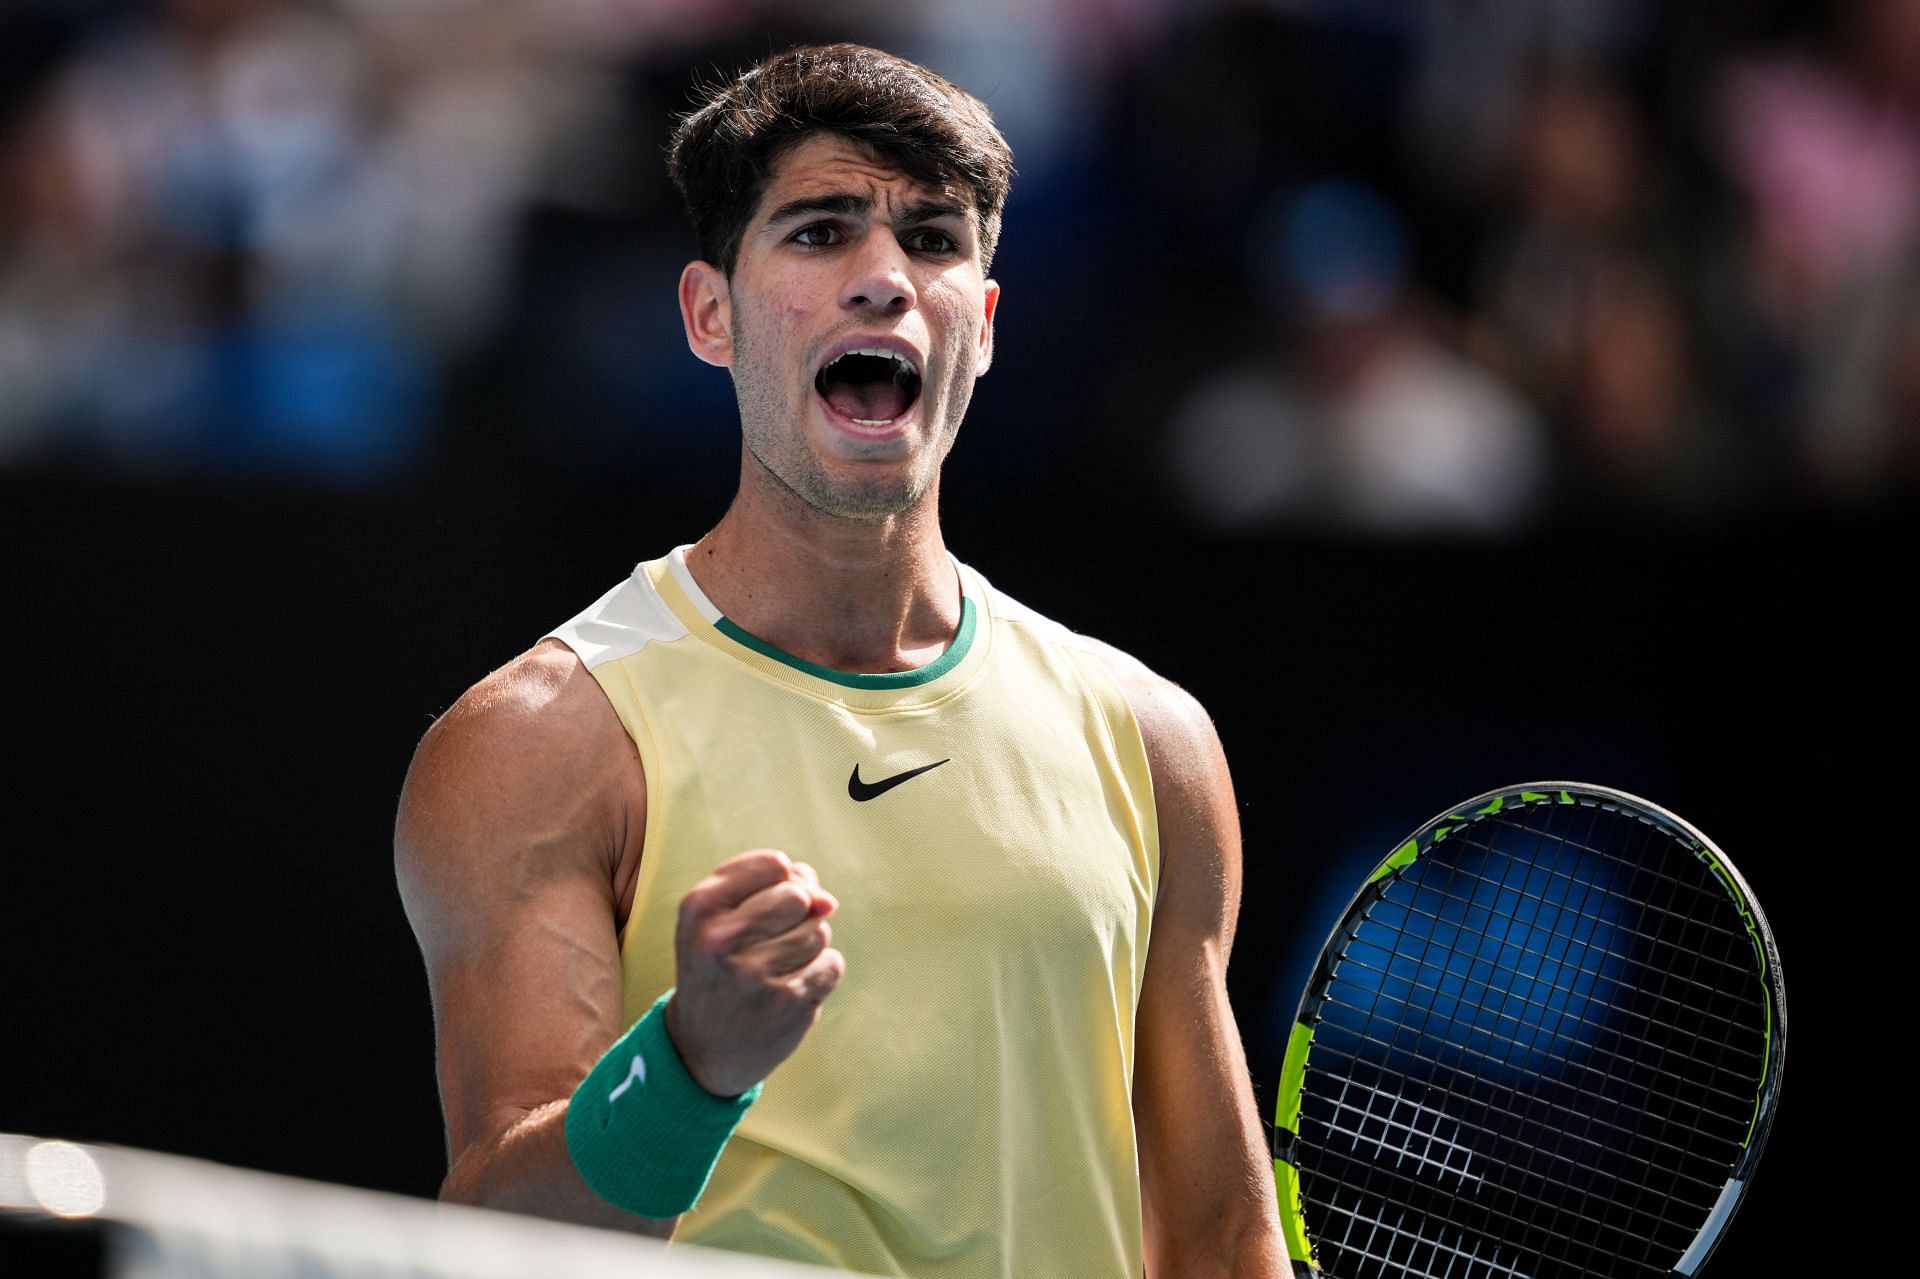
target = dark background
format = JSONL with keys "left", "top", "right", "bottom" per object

{"left": 4, "top": 0, "right": 1903, "bottom": 1272}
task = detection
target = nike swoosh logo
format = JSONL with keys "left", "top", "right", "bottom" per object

{"left": 607, "top": 1051, "right": 647, "bottom": 1105}
{"left": 848, "top": 759, "right": 951, "bottom": 802}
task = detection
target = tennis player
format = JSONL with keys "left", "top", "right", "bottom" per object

{"left": 395, "top": 44, "right": 1285, "bottom": 1278}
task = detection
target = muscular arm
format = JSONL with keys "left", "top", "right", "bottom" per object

{"left": 1101, "top": 649, "right": 1289, "bottom": 1278}
{"left": 394, "top": 640, "right": 671, "bottom": 1234}
{"left": 395, "top": 640, "right": 842, "bottom": 1232}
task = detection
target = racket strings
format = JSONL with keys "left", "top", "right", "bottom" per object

{"left": 1614, "top": 821, "right": 1763, "bottom": 1264}
{"left": 1324, "top": 924, "right": 1765, "bottom": 1105}
{"left": 1306, "top": 1067, "right": 1704, "bottom": 1242}
{"left": 1305, "top": 952, "right": 1743, "bottom": 1252}
{"left": 1310, "top": 803, "right": 1643, "bottom": 1276}
{"left": 1324, "top": 923, "right": 1763, "bottom": 1101}
{"left": 1520, "top": 810, "right": 1706, "bottom": 1274}
{"left": 1305, "top": 1130, "right": 1681, "bottom": 1273}
{"left": 1303, "top": 1061, "right": 1735, "bottom": 1265}
{"left": 1320, "top": 1195, "right": 1538, "bottom": 1279}
{"left": 1365, "top": 814, "right": 1766, "bottom": 1091}
{"left": 1307, "top": 1053, "right": 1731, "bottom": 1199}
{"left": 1310, "top": 883, "right": 1715, "bottom": 1269}
{"left": 1391, "top": 826, "right": 1763, "bottom": 1008}
{"left": 1312, "top": 1000, "right": 1752, "bottom": 1201}
{"left": 1470, "top": 812, "right": 1770, "bottom": 1022}
{"left": 1447, "top": 805, "right": 1752, "bottom": 1232}
{"left": 1295, "top": 799, "right": 1770, "bottom": 1279}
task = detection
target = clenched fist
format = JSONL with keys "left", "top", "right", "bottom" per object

{"left": 665, "top": 849, "right": 845, "bottom": 1098}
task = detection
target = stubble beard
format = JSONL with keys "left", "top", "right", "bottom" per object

{"left": 729, "top": 312, "right": 967, "bottom": 523}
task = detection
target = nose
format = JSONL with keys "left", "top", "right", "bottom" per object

{"left": 841, "top": 232, "right": 916, "bottom": 314}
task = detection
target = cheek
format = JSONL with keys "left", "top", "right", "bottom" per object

{"left": 943, "top": 291, "right": 977, "bottom": 327}
{"left": 945, "top": 315, "right": 990, "bottom": 379}
{"left": 765, "top": 265, "right": 832, "bottom": 316}
{"left": 929, "top": 287, "right": 986, "bottom": 351}
{"left": 736, "top": 266, "right": 819, "bottom": 341}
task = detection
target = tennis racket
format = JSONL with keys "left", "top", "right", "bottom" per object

{"left": 1271, "top": 783, "right": 1785, "bottom": 1279}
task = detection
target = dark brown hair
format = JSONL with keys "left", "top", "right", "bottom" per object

{"left": 666, "top": 44, "right": 1015, "bottom": 275}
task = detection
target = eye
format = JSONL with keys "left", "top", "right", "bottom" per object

{"left": 904, "top": 228, "right": 960, "bottom": 255}
{"left": 790, "top": 222, "right": 844, "bottom": 248}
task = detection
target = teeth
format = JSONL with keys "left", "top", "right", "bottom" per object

{"left": 851, "top": 418, "right": 894, "bottom": 426}
{"left": 830, "top": 347, "right": 919, "bottom": 376}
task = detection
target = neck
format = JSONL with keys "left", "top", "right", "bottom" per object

{"left": 688, "top": 467, "right": 960, "bottom": 676}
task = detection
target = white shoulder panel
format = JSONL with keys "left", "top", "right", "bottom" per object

{"left": 965, "top": 564, "right": 1103, "bottom": 655}
{"left": 543, "top": 567, "right": 689, "bottom": 671}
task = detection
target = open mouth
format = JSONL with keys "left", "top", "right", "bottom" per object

{"left": 815, "top": 348, "right": 923, "bottom": 427}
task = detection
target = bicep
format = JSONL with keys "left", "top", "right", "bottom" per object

{"left": 394, "top": 649, "right": 638, "bottom": 1167}
{"left": 412, "top": 853, "right": 625, "bottom": 1163}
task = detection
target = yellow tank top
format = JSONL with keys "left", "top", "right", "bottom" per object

{"left": 547, "top": 547, "right": 1159, "bottom": 1278}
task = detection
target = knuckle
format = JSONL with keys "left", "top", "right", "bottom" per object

{"left": 691, "top": 918, "right": 737, "bottom": 957}
{"left": 680, "top": 881, "right": 719, "bottom": 920}
{"left": 742, "top": 848, "right": 792, "bottom": 874}
{"left": 750, "top": 883, "right": 805, "bottom": 923}
{"left": 786, "top": 921, "right": 827, "bottom": 960}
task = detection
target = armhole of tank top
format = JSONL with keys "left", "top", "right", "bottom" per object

{"left": 536, "top": 630, "right": 671, "bottom": 962}
{"left": 995, "top": 597, "right": 1164, "bottom": 904}
{"left": 589, "top": 657, "right": 669, "bottom": 960}
{"left": 540, "top": 566, "right": 690, "bottom": 960}
{"left": 1081, "top": 646, "right": 1163, "bottom": 906}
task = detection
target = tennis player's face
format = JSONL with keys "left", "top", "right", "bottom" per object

{"left": 684, "top": 133, "right": 1000, "bottom": 520}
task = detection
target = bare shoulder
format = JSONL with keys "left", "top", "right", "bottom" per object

{"left": 399, "top": 639, "right": 625, "bottom": 808}
{"left": 1080, "top": 636, "right": 1228, "bottom": 794}
{"left": 395, "top": 638, "right": 643, "bottom": 945}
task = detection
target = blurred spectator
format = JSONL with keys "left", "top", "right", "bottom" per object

{"left": 0, "top": 0, "right": 1913, "bottom": 520}
{"left": 0, "top": 0, "right": 618, "bottom": 484}
{"left": 1464, "top": 67, "right": 1730, "bottom": 517}
{"left": 1713, "top": 0, "right": 1920, "bottom": 501}
{"left": 1166, "top": 179, "right": 1546, "bottom": 534}
{"left": 1403, "top": 0, "right": 1661, "bottom": 203}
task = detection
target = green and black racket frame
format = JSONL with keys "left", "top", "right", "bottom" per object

{"left": 1271, "top": 784, "right": 1785, "bottom": 1279}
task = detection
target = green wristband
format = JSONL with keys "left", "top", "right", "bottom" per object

{"left": 564, "top": 989, "right": 761, "bottom": 1217}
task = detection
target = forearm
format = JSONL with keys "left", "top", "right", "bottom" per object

{"left": 1145, "top": 1202, "right": 1289, "bottom": 1279}
{"left": 441, "top": 1099, "right": 678, "bottom": 1238}
{"left": 1137, "top": 955, "right": 1288, "bottom": 1275}
{"left": 1140, "top": 1103, "right": 1289, "bottom": 1279}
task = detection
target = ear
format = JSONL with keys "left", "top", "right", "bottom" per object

{"left": 679, "top": 261, "right": 733, "bottom": 367}
{"left": 975, "top": 279, "right": 1001, "bottom": 377}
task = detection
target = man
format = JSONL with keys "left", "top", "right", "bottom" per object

{"left": 395, "top": 43, "right": 1285, "bottom": 1278}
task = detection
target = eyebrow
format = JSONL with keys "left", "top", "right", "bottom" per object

{"left": 763, "top": 192, "right": 971, "bottom": 229}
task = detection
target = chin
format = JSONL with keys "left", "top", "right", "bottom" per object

{"left": 803, "top": 477, "right": 924, "bottom": 521}
{"left": 743, "top": 405, "right": 946, "bottom": 521}
{"left": 796, "top": 450, "right": 942, "bottom": 519}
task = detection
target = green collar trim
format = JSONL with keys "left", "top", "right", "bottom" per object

{"left": 713, "top": 596, "right": 977, "bottom": 690}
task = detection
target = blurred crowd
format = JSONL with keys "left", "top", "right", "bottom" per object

{"left": 3, "top": 0, "right": 1917, "bottom": 529}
